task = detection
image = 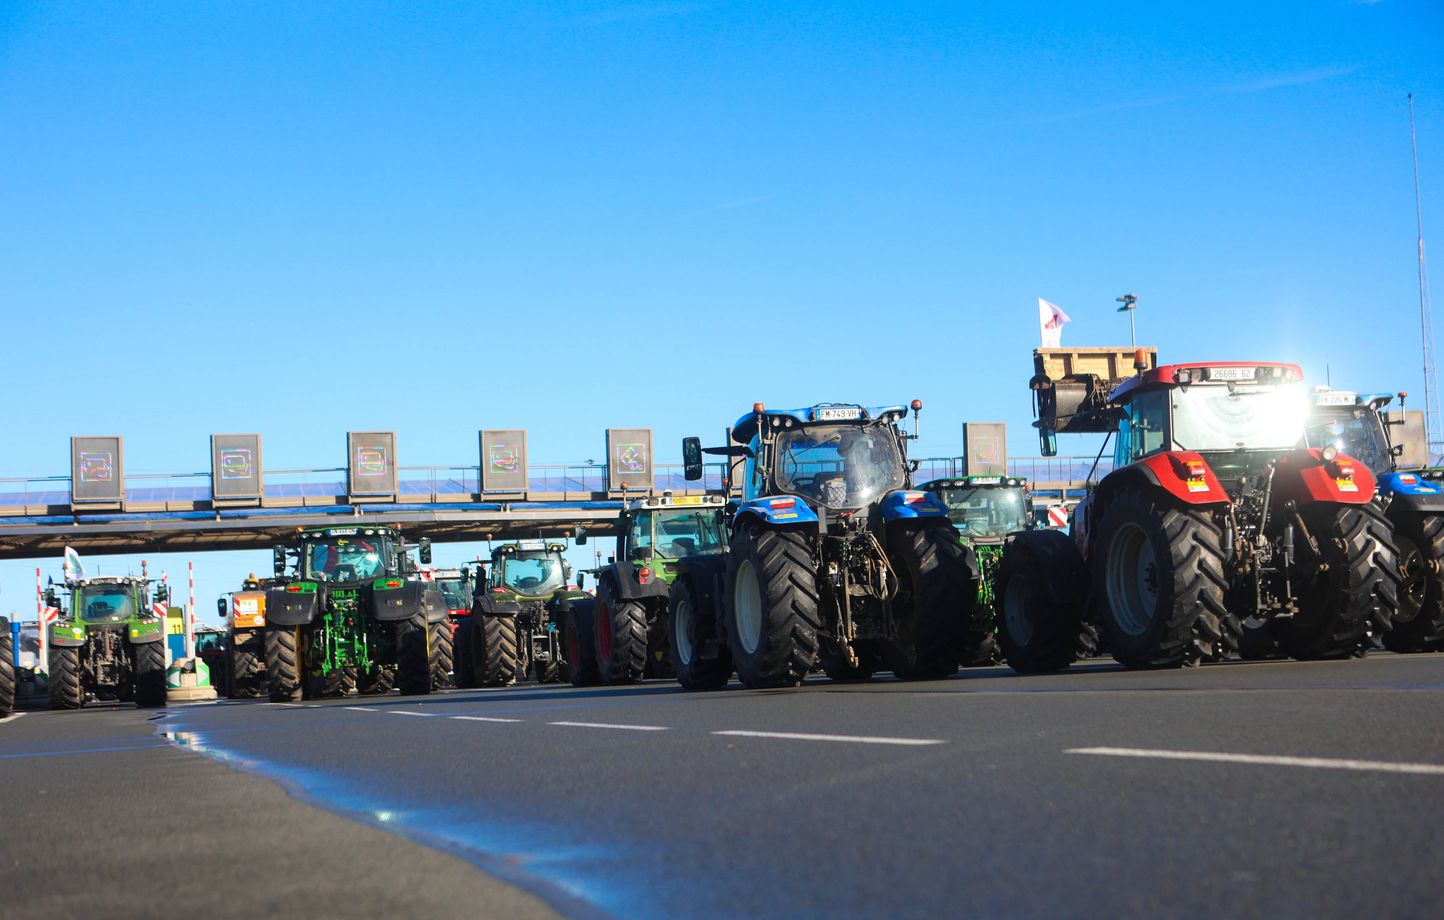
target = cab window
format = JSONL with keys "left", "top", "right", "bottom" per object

{"left": 1116, "top": 389, "right": 1168, "bottom": 464}
{"left": 627, "top": 511, "right": 652, "bottom": 556}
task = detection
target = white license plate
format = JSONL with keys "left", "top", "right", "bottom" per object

{"left": 1207, "top": 366, "right": 1255, "bottom": 381}
{"left": 1314, "top": 393, "right": 1355, "bottom": 406}
{"left": 815, "top": 407, "right": 862, "bottom": 421}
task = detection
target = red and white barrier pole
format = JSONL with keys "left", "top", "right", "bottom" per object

{"left": 186, "top": 561, "right": 196, "bottom": 659}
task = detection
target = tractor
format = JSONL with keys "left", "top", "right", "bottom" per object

{"left": 456, "top": 541, "right": 587, "bottom": 687}
{"left": 1305, "top": 388, "right": 1444, "bottom": 652}
{"left": 1, "top": 616, "right": 14, "bottom": 718}
{"left": 262, "top": 526, "right": 445, "bottom": 701}
{"left": 672, "top": 401, "right": 981, "bottom": 689}
{"left": 45, "top": 573, "right": 169, "bottom": 709}
{"left": 569, "top": 494, "right": 729, "bottom": 686}
{"left": 995, "top": 348, "right": 1400, "bottom": 672}
{"left": 428, "top": 566, "right": 473, "bottom": 687}
{"left": 918, "top": 474, "right": 1035, "bottom": 664}
{"left": 215, "top": 574, "right": 274, "bottom": 698}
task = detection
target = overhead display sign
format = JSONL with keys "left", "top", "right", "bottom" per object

{"left": 963, "top": 422, "right": 1007, "bottom": 477}
{"left": 607, "top": 428, "right": 653, "bottom": 491}
{"left": 348, "top": 431, "right": 398, "bottom": 498}
{"left": 211, "top": 433, "right": 263, "bottom": 500}
{"left": 480, "top": 430, "right": 528, "bottom": 492}
{"left": 71, "top": 436, "right": 124, "bottom": 503}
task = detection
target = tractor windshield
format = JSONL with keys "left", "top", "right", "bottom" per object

{"left": 501, "top": 552, "right": 565, "bottom": 596}
{"left": 653, "top": 509, "right": 725, "bottom": 558}
{"left": 1306, "top": 407, "right": 1392, "bottom": 475}
{"left": 1170, "top": 382, "right": 1307, "bottom": 453}
{"left": 775, "top": 423, "right": 906, "bottom": 510}
{"left": 934, "top": 486, "right": 1029, "bottom": 542}
{"left": 435, "top": 577, "right": 470, "bottom": 611}
{"left": 302, "top": 536, "right": 391, "bottom": 583}
{"left": 76, "top": 586, "right": 138, "bottom": 622}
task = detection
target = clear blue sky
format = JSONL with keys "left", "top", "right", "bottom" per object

{"left": 2, "top": 1, "right": 1441, "bottom": 622}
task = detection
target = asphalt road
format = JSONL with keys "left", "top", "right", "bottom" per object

{"left": 4, "top": 654, "right": 1443, "bottom": 919}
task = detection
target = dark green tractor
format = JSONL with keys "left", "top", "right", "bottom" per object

{"left": 45, "top": 575, "right": 169, "bottom": 709}
{"left": 457, "top": 541, "right": 588, "bottom": 687}
{"left": 918, "top": 475, "right": 1035, "bottom": 665}
{"left": 570, "top": 495, "right": 729, "bottom": 686}
{"left": 1, "top": 616, "right": 15, "bottom": 718}
{"left": 262, "top": 526, "right": 446, "bottom": 701}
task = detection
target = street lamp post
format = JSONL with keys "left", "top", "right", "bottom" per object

{"left": 1116, "top": 293, "right": 1138, "bottom": 348}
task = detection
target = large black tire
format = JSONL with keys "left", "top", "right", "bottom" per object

{"left": 430, "top": 619, "right": 455, "bottom": 690}
{"left": 49, "top": 645, "right": 84, "bottom": 710}
{"left": 1383, "top": 511, "right": 1444, "bottom": 652}
{"left": 309, "top": 667, "right": 349, "bottom": 699}
{"left": 358, "top": 666, "right": 395, "bottom": 695}
{"left": 668, "top": 576, "right": 732, "bottom": 690}
{"left": 1093, "top": 487, "right": 1231, "bottom": 669}
{"left": 594, "top": 580, "right": 648, "bottom": 685}
{"left": 994, "top": 530, "right": 1089, "bottom": 673}
{"left": 0, "top": 631, "right": 15, "bottom": 718}
{"left": 228, "top": 631, "right": 265, "bottom": 698}
{"left": 264, "top": 626, "right": 303, "bottom": 702}
{"left": 564, "top": 601, "right": 601, "bottom": 687}
{"left": 1280, "top": 502, "right": 1400, "bottom": 660}
{"left": 396, "top": 612, "right": 433, "bottom": 696}
{"left": 452, "top": 619, "right": 477, "bottom": 688}
{"left": 132, "top": 640, "right": 167, "bottom": 708}
{"left": 475, "top": 615, "right": 519, "bottom": 687}
{"left": 724, "top": 524, "right": 819, "bottom": 689}
{"left": 887, "top": 519, "right": 975, "bottom": 680}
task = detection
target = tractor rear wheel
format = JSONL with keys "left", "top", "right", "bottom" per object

{"left": 724, "top": 524, "right": 819, "bottom": 689}
{"left": 228, "top": 631, "right": 264, "bottom": 698}
{"left": 396, "top": 612, "right": 433, "bottom": 696}
{"left": 476, "top": 615, "right": 519, "bottom": 687}
{"left": 0, "top": 631, "right": 16, "bottom": 718}
{"left": 564, "top": 601, "right": 601, "bottom": 687}
{"left": 452, "top": 619, "right": 477, "bottom": 688}
{"left": 49, "top": 645, "right": 84, "bottom": 710}
{"left": 668, "top": 576, "right": 731, "bottom": 690}
{"left": 1280, "top": 502, "right": 1399, "bottom": 660}
{"left": 594, "top": 581, "right": 647, "bottom": 685}
{"left": 358, "top": 666, "right": 395, "bottom": 695}
{"left": 888, "top": 519, "right": 975, "bottom": 680}
{"left": 1094, "top": 487, "right": 1231, "bottom": 669}
{"left": 994, "top": 529, "right": 1089, "bottom": 673}
{"left": 429, "top": 619, "right": 455, "bottom": 690}
{"left": 1383, "top": 512, "right": 1444, "bottom": 652}
{"left": 265, "top": 626, "right": 304, "bottom": 702}
{"left": 133, "top": 640, "right": 167, "bottom": 708}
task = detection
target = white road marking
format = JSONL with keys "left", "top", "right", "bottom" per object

{"left": 387, "top": 710, "right": 434, "bottom": 717}
{"left": 0, "top": 712, "right": 26, "bottom": 725}
{"left": 344, "top": 706, "right": 380, "bottom": 712}
{"left": 548, "top": 721, "right": 669, "bottom": 732}
{"left": 452, "top": 715, "right": 522, "bottom": 723}
{"left": 1067, "top": 747, "right": 1444, "bottom": 776}
{"left": 712, "top": 730, "right": 944, "bottom": 747}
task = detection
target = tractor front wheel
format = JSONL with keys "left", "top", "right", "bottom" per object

{"left": 994, "top": 529, "right": 1089, "bottom": 673}
{"left": 668, "top": 576, "right": 731, "bottom": 690}
{"left": 264, "top": 626, "right": 303, "bottom": 702}
{"left": 430, "top": 619, "right": 455, "bottom": 690}
{"left": 724, "top": 524, "right": 819, "bottom": 689}
{"left": 475, "top": 615, "right": 519, "bottom": 687}
{"left": 594, "top": 581, "right": 647, "bottom": 685}
{"left": 1383, "top": 512, "right": 1444, "bottom": 652}
{"left": 564, "top": 601, "right": 601, "bottom": 687}
{"left": 133, "top": 640, "right": 167, "bottom": 708}
{"left": 0, "top": 630, "right": 15, "bottom": 718}
{"left": 888, "top": 519, "right": 975, "bottom": 680}
{"left": 358, "top": 666, "right": 395, "bottom": 695}
{"left": 1281, "top": 503, "right": 1399, "bottom": 660}
{"left": 49, "top": 645, "right": 84, "bottom": 710}
{"left": 396, "top": 612, "right": 433, "bottom": 696}
{"left": 453, "top": 619, "right": 477, "bottom": 688}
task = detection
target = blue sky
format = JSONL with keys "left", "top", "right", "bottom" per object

{"left": 2, "top": 1, "right": 1441, "bottom": 621}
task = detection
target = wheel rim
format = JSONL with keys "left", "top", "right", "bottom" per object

{"left": 734, "top": 559, "right": 763, "bottom": 655}
{"left": 1002, "top": 575, "right": 1034, "bottom": 647}
{"left": 1395, "top": 534, "right": 1426, "bottom": 624}
{"left": 674, "top": 595, "right": 694, "bottom": 665}
{"left": 1106, "top": 522, "right": 1159, "bottom": 637}
{"left": 596, "top": 600, "right": 612, "bottom": 663}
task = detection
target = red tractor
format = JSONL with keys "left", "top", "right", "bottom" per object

{"left": 996, "top": 347, "right": 1400, "bottom": 670}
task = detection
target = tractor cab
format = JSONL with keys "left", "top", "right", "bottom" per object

{"left": 619, "top": 494, "right": 727, "bottom": 575}
{"left": 1304, "top": 388, "right": 1399, "bottom": 477}
{"left": 73, "top": 577, "right": 146, "bottom": 625}
{"left": 489, "top": 541, "right": 571, "bottom": 601}
{"left": 919, "top": 476, "right": 1032, "bottom": 546}
{"left": 430, "top": 568, "right": 473, "bottom": 616}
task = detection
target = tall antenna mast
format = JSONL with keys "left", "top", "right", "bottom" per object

{"left": 1411, "top": 93, "right": 1441, "bottom": 463}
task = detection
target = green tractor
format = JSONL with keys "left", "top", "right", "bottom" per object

{"left": 262, "top": 526, "right": 446, "bottom": 701}
{"left": 45, "top": 574, "right": 170, "bottom": 709}
{"left": 457, "top": 541, "right": 587, "bottom": 687}
{"left": 570, "top": 495, "right": 729, "bottom": 686}
{"left": 1, "top": 616, "right": 15, "bottom": 718}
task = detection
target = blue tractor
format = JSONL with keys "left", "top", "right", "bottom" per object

{"left": 674, "top": 402, "right": 981, "bottom": 688}
{"left": 1305, "top": 388, "right": 1444, "bottom": 652}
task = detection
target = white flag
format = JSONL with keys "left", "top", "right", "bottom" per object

{"left": 1038, "top": 298, "right": 1070, "bottom": 348}
{"left": 63, "top": 546, "right": 85, "bottom": 582}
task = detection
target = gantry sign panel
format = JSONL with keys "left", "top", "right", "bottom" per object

{"left": 71, "top": 436, "right": 124, "bottom": 504}
{"left": 211, "top": 433, "right": 264, "bottom": 500}
{"left": 480, "top": 429, "right": 528, "bottom": 492}
{"left": 963, "top": 422, "right": 1007, "bottom": 477}
{"left": 348, "top": 431, "right": 398, "bottom": 498}
{"left": 606, "top": 428, "right": 653, "bottom": 491}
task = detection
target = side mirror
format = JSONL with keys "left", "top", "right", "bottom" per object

{"left": 1393, "top": 443, "right": 1406, "bottom": 457}
{"left": 419, "top": 538, "right": 432, "bottom": 565}
{"left": 1039, "top": 426, "right": 1058, "bottom": 457}
{"left": 273, "top": 547, "right": 287, "bottom": 577}
{"left": 44, "top": 587, "right": 58, "bottom": 608}
{"left": 682, "top": 437, "right": 704, "bottom": 482}
{"left": 608, "top": 554, "right": 616, "bottom": 564}
{"left": 216, "top": 597, "right": 228, "bottom": 618}
{"left": 574, "top": 525, "right": 588, "bottom": 546}
{"left": 155, "top": 584, "right": 169, "bottom": 604}
{"left": 577, "top": 572, "right": 587, "bottom": 591}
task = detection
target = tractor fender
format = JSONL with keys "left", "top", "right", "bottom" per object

{"left": 47, "top": 621, "right": 87, "bottom": 648}
{"left": 734, "top": 497, "right": 819, "bottom": 528}
{"left": 474, "top": 593, "right": 521, "bottom": 617}
{"left": 1378, "top": 471, "right": 1444, "bottom": 512}
{"left": 1130, "top": 452, "right": 1231, "bottom": 506}
{"left": 1271, "top": 449, "right": 1376, "bottom": 507}
{"left": 605, "top": 561, "right": 672, "bottom": 602}
{"left": 373, "top": 580, "right": 447, "bottom": 623}
{"left": 879, "top": 489, "right": 952, "bottom": 521}
{"left": 264, "top": 585, "right": 319, "bottom": 626}
{"left": 126, "top": 619, "right": 166, "bottom": 645}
